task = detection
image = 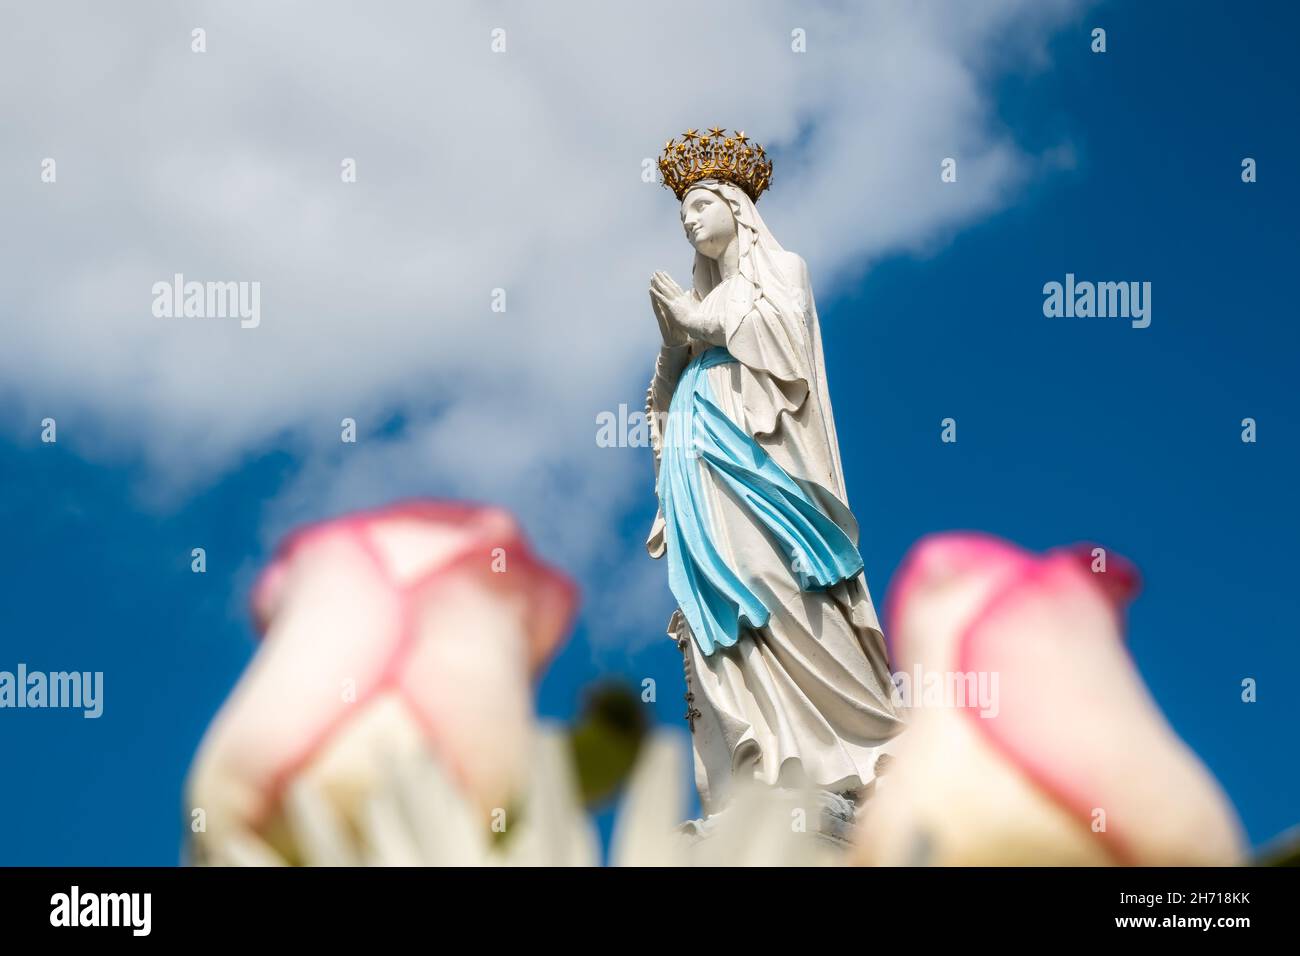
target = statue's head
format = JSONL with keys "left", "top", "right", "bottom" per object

{"left": 680, "top": 185, "right": 737, "bottom": 261}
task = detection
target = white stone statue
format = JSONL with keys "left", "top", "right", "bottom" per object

{"left": 645, "top": 129, "right": 903, "bottom": 832}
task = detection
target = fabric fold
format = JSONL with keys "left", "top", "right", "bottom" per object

{"left": 658, "top": 347, "right": 864, "bottom": 657}
{"left": 706, "top": 276, "right": 812, "bottom": 439}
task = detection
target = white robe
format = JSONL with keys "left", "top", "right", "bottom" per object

{"left": 646, "top": 247, "right": 904, "bottom": 815}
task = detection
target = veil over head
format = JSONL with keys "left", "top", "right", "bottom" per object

{"left": 677, "top": 178, "right": 848, "bottom": 495}
{"left": 686, "top": 180, "right": 803, "bottom": 318}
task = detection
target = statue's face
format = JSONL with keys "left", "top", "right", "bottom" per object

{"left": 680, "top": 187, "right": 737, "bottom": 260}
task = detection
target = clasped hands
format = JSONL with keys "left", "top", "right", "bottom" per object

{"left": 650, "top": 271, "right": 721, "bottom": 347}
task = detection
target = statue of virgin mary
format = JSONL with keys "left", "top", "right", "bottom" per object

{"left": 646, "top": 129, "right": 903, "bottom": 823}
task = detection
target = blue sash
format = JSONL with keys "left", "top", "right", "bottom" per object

{"left": 657, "top": 348, "right": 864, "bottom": 656}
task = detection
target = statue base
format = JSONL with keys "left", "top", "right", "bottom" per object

{"left": 676, "top": 787, "right": 861, "bottom": 851}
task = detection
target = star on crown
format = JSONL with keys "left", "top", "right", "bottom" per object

{"left": 657, "top": 127, "right": 773, "bottom": 202}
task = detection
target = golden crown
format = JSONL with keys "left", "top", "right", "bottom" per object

{"left": 658, "top": 127, "right": 773, "bottom": 203}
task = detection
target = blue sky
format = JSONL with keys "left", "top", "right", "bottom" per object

{"left": 1, "top": 1, "right": 1296, "bottom": 863}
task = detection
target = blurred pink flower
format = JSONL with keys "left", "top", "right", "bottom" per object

{"left": 854, "top": 533, "right": 1245, "bottom": 866}
{"left": 186, "top": 500, "right": 576, "bottom": 856}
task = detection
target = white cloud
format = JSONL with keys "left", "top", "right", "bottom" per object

{"left": 1, "top": 0, "right": 1084, "bottom": 648}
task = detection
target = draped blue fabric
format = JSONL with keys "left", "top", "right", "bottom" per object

{"left": 658, "top": 348, "right": 865, "bottom": 656}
